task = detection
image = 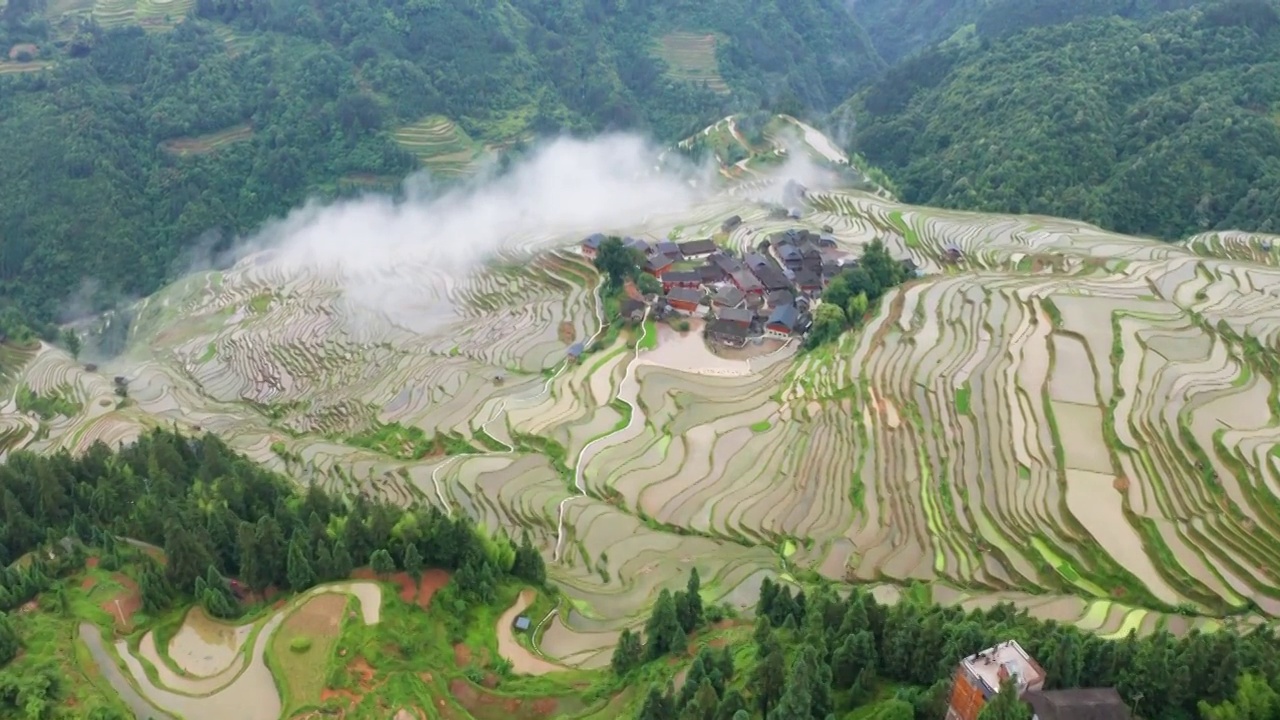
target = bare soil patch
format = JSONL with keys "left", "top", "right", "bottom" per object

{"left": 453, "top": 643, "right": 472, "bottom": 668}
{"left": 558, "top": 321, "right": 575, "bottom": 344}
{"left": 318, "top": 657, "right": 377, "bottom": 712}
{"left": 7, "top": 43, "right": 37, "bottom": 60}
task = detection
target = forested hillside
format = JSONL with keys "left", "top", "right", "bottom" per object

{"left": 845, "top": 0, "right": 1280, "bottom": 241}
{"left": 0, "top": 0, "right": 880, "bottom": 337}
{"left": 846, "top": 0, "right": 1202, "bottom": 64}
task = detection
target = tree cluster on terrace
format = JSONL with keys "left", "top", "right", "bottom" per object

{"left": 806, "top": 238, "right": 907, "bottom": 348}
{"left": 0, "top": 428, "right": 547, "bottom": 658}
{"left": 624, "top": 577, "right": 1280, "bottom": 720}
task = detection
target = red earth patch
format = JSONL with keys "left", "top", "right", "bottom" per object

{"left": 453, "top": 643, "right": 472, "bottom": 668}
{"left": 85, "top": 556, "right": 100, "bottom": 569}
{"left": 447, "top": 679, "right": 581, "bottom": 720}
{"left": 351, "top": 567, "right": 449, "bottom": 609}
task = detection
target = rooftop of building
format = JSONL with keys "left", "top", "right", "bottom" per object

{"left": 961, "top": 640, "right": 1045, "bottom": 697}
{"left": 1023, "top": 688, "right": 1131, "bottom": 720}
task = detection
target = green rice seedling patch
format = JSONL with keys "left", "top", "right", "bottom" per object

{"left": 17, "top": 383, "right": 82, "bottom": 419}
{"left": 638, "top": 320, "right": 658, "bottom": 350}
{"left": 749, "top": 419, "right": 771, "bottom": 433}
{"left": 954, "top": 383, "right": 971, "bottom": 414}
{"left": 1030, "top": 536, "right": 1107, "bottom": 597}
{"left": 347, "top": 423, "right": 479, "bottom": 460}
{"left": 249, "top": 293, "right": 273, "bottom": 313}
{"left": 160, "top": 123, "right": 253, "bottom": 156}
{"left": 653, "top": 31, "right": 729, "bottom": 93}
{"left": 887, "top": 211, "right": 920, "bottom": 248}
{"left": 1102, "top": 607, "right": 1148, "bottom": 639}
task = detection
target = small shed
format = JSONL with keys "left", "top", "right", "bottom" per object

{"left": 514, "top": 616, "right": 531, "bottom": 632}
{"left": 567, "top": 343, "right": 585, "bottom": 362}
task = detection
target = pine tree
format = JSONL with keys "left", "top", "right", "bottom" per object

{"left": 681, "top": 678, "right": 720, "bottom": 720}
{"left": 644, "top": 589, "right": 686, "bottom": 660}
{"left": 403, "top": 543, "right": 423, "bottom": 581}
{"left": 679, "top": 655, "right": 709, "bottom": 707}
{"left": 370, "top": 548, "right": 395, "bottom": 578}
{"left": 331, "top": 538, "right": 353, "bottom": 579}
{"left": 315, "top": 543, "right": 335, "bottom": 581}
{"left": 611, "top": 628, "right": 643, "bottom": 675}
{"left": 683, "top": 568, "right": 703, "bottom": 630}
{"left": 512, "top": 533, "right": 546, "bottom": 585}
{"left": 638, "top": 685, "right": 675, "bottom": 720}
{"left": 753, "top": 647, "right": 786, "bottom": 717}
{"left": 0, "top": 612, "right": 20, "bottom": 665}
{"left": 714, "top": 689, "right": 747, "bottom": 720}
{"left": 286, "top": 533, "right": 315, "bottom": 592}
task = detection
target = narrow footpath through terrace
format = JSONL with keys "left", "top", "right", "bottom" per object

{"left": 553, "top": 304, "right": 651, "bottom": 562}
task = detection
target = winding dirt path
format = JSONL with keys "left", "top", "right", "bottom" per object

{"left": 497, "top": 589, "right": 566, "bottom": 676}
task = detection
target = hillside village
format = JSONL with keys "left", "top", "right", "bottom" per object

{"left": 581, "top": 194, "right": 921, "bottom": 352}
{"left": 582, "top": 221, "right": 825, "bottom": 349}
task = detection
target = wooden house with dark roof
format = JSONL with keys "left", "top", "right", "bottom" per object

{"left": 665, "top": 287, "right": 704, "bottom": 314}
{"left": 707, "top": 319, "right": 748, "bottom": 348}
{"left": 678, "top": 239, "right": 719, "bottom": 257}
{"left": 712, "top": 286, "right": 746, "bottom": 308}
{"left": 716, "top": 306, "right": 754, "bottom": 327}
{"left": 660, "top": 270, "right": 702, "bottom": 292}
{"left": 698, "top": 263, "right": 726, "bottom": 284}
{"left": 1022, "top": 689, "right": 1132, "bottom": 720}
{"left": 581, "top": 233, "right": 606, "bottom": 258}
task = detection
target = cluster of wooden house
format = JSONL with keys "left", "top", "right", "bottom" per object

{"left": 581, "top": 220, "right": 853, "bottom": 348}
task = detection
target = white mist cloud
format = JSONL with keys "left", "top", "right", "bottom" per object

{"left": 216, "top": 128, "right": 836, "bottom": 335}
{"left": 259, "top": 133, "right": 712, "bottom": 277}
{"left": 221, "top": 132, "right": 724, "bottom": 335}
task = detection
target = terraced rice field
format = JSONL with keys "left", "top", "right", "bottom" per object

{"left": 160, "top": 123, "right": 253, "bottom": 156}
{"left": 13, "top": 143, "right": 1280, "bottom": 664}
{"left": 392, "top": 116, "right": 481, "bottom": 177}
{"left": 134, "top": 0, "right": 193, "bottom": 23}
{"left": 0, "top": 60, "right": 53, "bottom": 74}
{"left": 653, "top": 31, "right": 729, "bottom": 93}
{"left": 92, "top": 0, "right": 136, "bottom": 27}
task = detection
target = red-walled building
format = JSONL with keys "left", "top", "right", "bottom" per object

{"left": 945, "top": 641, "right": 1046, "bottom": 720}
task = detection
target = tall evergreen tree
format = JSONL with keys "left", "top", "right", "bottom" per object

{"left": 370, "top": 548, "right": 395, "bottom": 578}
{"left": 644, "top": 589, "right": 686, "bottom": 660}
{"left": 611, "top": 628, "right": 644, "bottom": 675}
{"left": 286, "top": 532, "right": 315, "bottom": 592}
{"left": 402, "top": 543, "right": 423, "bottom": 581}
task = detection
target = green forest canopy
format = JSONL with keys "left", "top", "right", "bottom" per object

{"left": 0, "top": 0, "right": 883, "bottom": 336}
{"left": 846, "top": 0, "right": 1280, "bottom": 242}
